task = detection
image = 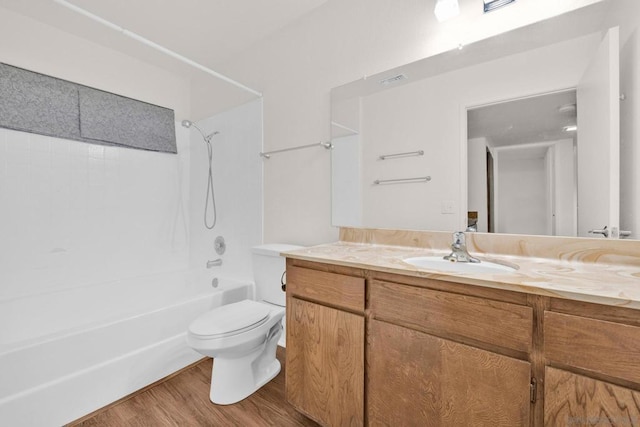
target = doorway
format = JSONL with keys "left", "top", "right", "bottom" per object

{"left": 467, "top": 89, "right": 578, "bottom": 236}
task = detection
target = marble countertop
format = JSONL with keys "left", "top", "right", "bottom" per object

{"left": 283, "top": 241, "right": 640, "bottom": 310}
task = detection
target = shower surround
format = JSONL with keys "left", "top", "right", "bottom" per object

{"left": 0, "top": 99, "right": 263, "bottom": 425}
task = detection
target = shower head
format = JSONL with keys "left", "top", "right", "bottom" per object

{"left": 181, "top": 119, "right": 218, "bottom": 143}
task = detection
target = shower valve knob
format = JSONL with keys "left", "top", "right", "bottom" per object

{"left": 214, "top": 236, "right": 226, "bottom": 255}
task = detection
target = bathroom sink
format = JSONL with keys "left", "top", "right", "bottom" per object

{"left": 403, "top": 256, "right": 516, "bottom": 274}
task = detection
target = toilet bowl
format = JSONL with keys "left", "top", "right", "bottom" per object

{"left": 187, "top": 243, "right": 303, "bottom": 405}
{"left": 187, "top": 299, "right": 285, "bottom": 405}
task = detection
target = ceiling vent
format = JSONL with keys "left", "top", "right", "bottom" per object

{"left": 380, "top": 74, "right": 408, "bottom": 86}
{"left": 483, "top": 0, "right": 516, "bottom": 13}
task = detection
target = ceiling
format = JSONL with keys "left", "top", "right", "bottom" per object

{"left": 467, "top": 89, "right": 577, "bottom": 147}
{"left": 0, "top": 0, "right": 328, "bottom": 77}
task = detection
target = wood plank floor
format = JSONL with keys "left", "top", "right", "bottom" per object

{"left": 70, "top": 347, "right": 319, "bottom": 426}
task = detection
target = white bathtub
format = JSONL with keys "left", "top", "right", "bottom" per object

{"left": 0, "top": 269, "right": 253, "bottom": 426}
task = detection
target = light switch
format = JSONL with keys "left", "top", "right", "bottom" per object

{"left": 441, "top": 200, "right": 456, "bottom": 214}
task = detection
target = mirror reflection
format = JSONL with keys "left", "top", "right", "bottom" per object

{"left": 330, "top": 1, "right": 638, "bottom": 239}
{"left": 467, "top": 90, "right": 578, "bottom": 236}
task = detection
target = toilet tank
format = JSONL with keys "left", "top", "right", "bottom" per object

{"left": 252, "top": 244, "right": 304, "bottom": 306}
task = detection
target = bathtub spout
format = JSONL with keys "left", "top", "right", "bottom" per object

{"left": 207, "top": 258, "right": 223, "bottom": 268}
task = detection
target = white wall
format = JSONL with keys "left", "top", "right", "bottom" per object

{"left": 209, "top": 0, "right": 603, "bottom": 245}
{"left": 188, "top": 100, "right": 263, "bottom": 283}
{"left": 496, "top": 154, "right": 549, "bottom": 235}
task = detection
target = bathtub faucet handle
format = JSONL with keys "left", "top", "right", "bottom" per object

{"left": 206, "top": 258, "right": 223, "bottom": 268}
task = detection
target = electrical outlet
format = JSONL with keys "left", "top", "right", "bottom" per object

{"left": 441, "top": 200, "right": 456, "bottom": 214}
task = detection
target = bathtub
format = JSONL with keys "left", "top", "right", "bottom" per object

{"left": 0, "top": 269, "right": 253, "bottom": 426}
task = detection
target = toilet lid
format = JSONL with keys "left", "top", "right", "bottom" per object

{"left": 189, "top": 300, "right": 271, "bottom": 338}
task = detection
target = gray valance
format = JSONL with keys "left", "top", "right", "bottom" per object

{"left": 0, "top": 62, "right": 177, "bottom": 154}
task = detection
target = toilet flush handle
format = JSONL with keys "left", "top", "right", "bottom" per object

{"left": 281, "top": 271, "right": 287, "bottom": 292}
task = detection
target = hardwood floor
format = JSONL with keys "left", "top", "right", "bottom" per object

{"left": 70, "top": 347, "right": 318, "bottom": 426}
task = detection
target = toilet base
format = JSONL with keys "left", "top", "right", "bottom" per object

{"left": 209, "top": 324, "right": 282, "bottom": 405}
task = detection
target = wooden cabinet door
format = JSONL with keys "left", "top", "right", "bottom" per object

{"left": 286, "top": 297, "right": 364, "bottom": 426}
{"left": 368, "top": 319, "right": 531, "bottom": 426}
{"left": 544, "top": 367, "right": 640, "bottom": 427}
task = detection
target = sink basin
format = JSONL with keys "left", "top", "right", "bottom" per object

{"left": 403, "top": 256, "right": 516, "bottom": 274}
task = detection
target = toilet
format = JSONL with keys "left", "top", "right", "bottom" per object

{"left": 186, "top": 243, "right": 303, "bottom": 405}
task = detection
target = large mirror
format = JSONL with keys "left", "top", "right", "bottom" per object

{"left": 330, "top": 0, "right": 639, "bottom": 239}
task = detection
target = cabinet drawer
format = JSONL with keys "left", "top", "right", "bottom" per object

{"left": 370, "top": 280, "right": 533, "bottom": 353}
{"left": 545, "top": 311, "right": 640, "bottom": 383}
{"left": 286, "top": 265, "right": 365, "bottom": 313}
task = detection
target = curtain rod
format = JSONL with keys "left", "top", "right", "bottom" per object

{"left": 52, "top": 0, "right": 263, "bottom": 98}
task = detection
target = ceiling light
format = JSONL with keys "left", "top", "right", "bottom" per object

{"left": 563, "top": 125, "right": 577, "bottom": 132}
{"left": 483, "top": 0, "right": 516, "bottom": 13}
{"left": 434, "top": 0, "right": 460, "bottom": 22}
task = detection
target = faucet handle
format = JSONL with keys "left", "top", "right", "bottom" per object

{"left": 588, "top": 226, "right": 608, "bottom": 238}
{"left": 452, "top": 231, "right": 466, "bottom": 246}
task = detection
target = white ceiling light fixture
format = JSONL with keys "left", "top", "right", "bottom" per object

{"left": 563, "top": 125, "right": 578, "bottom": 132}
{"left": 434, "top": 0, "right": 460, "bottom": 22}
{"left": 483, "top": 0, "right": 516, "bottom": 13}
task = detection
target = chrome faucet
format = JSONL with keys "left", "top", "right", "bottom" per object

{"left": 206, "top": 258, "right": 223, "bottom": 268}
{"left": 443, "top": 232, "right": 480, "bottom": 263}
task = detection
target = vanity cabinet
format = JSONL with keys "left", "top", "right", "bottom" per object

{"left": 285, "top": 261, "right": 365, "bottom": 426}
{"left": 284, "top": 258, "right": 640, "bottom": 427}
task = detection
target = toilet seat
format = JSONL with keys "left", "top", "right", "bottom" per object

{"left": 188, "top": 300, "right": 272, "bottom": 339}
